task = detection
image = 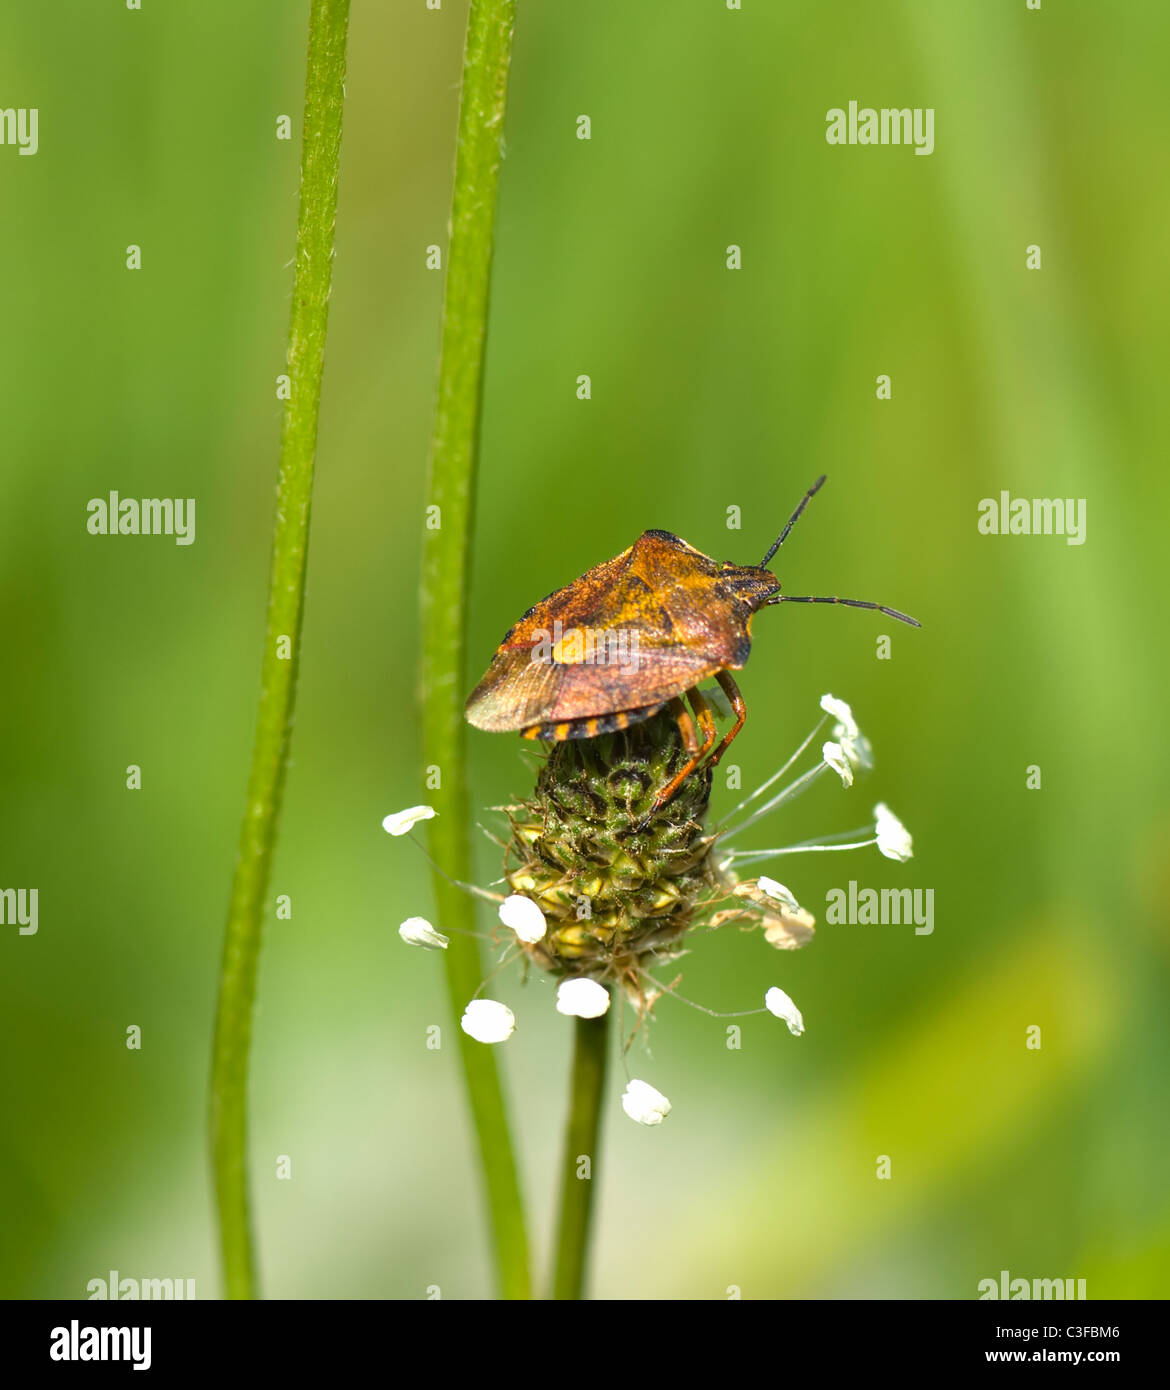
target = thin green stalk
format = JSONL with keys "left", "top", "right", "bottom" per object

{"left": 209, "top": 0, "right": 351, "bottom": 1301}
{"left": 420, "top": 0, "right": 528, "bottom": 1299}
{"left": 551, "top": 1014, "right": 610, "bottom": 1300}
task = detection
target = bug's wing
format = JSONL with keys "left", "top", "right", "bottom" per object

{"left": 540, "top": 642, "right": 725, "bottom": 722}
{"left": 464, "top": 530, "right": 768, "bottom": 730}
{"left": 465, "top": 646, "right": 565, "bottom": 732}
{"left": 518, "top": 534, "right": 751, "bottom": 722}
{"left": 465, "top": 548, "right": 636, "bottom": 731}
{"left": 539, "top": 570, "right": 749, "bottom": 721}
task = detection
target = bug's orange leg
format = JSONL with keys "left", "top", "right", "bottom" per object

{"left": 646, "top": 689, "right": 718, "bottom": 816}
{"left": 707, "top": 669, "right": 747, "bottom": 767}
{"left": 687, "top": 686, "right": 719, "bottom": 758}
{"left": 668, "top": 695, "right": 700, "bottom": 756}
{"left": 683, "top": 681, "right": 722, "bottom": 772}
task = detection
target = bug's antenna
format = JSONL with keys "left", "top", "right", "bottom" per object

{"left": 760, "top": 475, "right": 827, "bottom": 568}
{"left": 766, "top": 593, "right": 921, "bottom": 628}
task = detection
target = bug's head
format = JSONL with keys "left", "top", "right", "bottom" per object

{"left": 741, "top": 475, "right": 922, "bottom": 628}
{"left": 717, "top": 557, "right": 782, "bottom": 610}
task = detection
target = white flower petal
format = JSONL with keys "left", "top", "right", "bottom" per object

{"left": 621, "top": 1078, "right": 672, "bottom": 1126}
{"left": 874, "top": 802, "right": 914, "bottom": 862}
{"left": 821, "top": 740, "right": 854, "bottom": 787}
{"left": 397, "top": 916, "right": 448, "bottom": 950}
{"left": 765, "top": 986, "right": 805, "bottom": 1036}
{"left": 498, "top": 893, "right": 547, "bottom": 943}
{"left": 555, "top": 977, "right": 611, "bottom": 1018}
{"left": 758, "top": 876, "right": 800, "bottom": 911}
{"left": 820, "top": 693, "right": 859, "bottom": 740}
{"left": 382, "top": 805, "right": 436, "bottom": 837}
{"left": 460, "top": 999, "right": 515, "bottom": 1044}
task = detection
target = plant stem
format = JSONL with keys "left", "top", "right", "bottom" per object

{"left": 551, "top": 1013, "right": 610, "bottom": 1300}
{"left": 209, "top": 0, "right": 351, "bottom": 1301}
{"left": 420, "top": 0, "right": 529, "bottom": 1299}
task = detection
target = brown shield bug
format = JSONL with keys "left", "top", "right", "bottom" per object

{"left": 465, "top": 475, "right": 920, "bottom": 814}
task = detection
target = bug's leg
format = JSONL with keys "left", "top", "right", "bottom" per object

{"left": 686, "top": 686, "right": 719, "bottom": 763}
{"left": 668, "top": 695, "right": 699, "bottom": 756}
{"left": 706, "top": 670, "right": 747, "bottom": 767}
{"left": 645, "top": 690, "right": 710, "bottom": 816}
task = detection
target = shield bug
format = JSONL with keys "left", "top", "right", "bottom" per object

{"left": 465, "top": 475, "right": 919, "bottom": 814}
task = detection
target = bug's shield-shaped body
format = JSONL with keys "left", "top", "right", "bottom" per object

{"left": 465, "top": 530, "right": 779, "bottom": 740}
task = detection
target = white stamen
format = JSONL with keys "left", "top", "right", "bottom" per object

{"left": 397, "top": 916, "right": 448, "bottom": 950}
{"left": 821, "top": 741, "right": 854, "bottom": 787}
{"left": 382, "top": 805, "right": 436, "bottom": 836}
{"left": 763, "top": 908, "right": 816, "bottom": 950}
{"left": 819, "top": 693, "right": 858, "bottom": 740}
{"left": 714, "top": 713, "right": 827, "bottom": 831}
{"left": 764, "top": 986, "right": 805, "bottom": 1036}
{"left": 728, "top": 831, "right": 878, "bottom": 863}
{"left": 555, "top": 977, "right": 611, "bottom": 1018}
{"left": 874, "top": 802, "right": 914, "bottom": 862}
{"left": 719, "top": 759, "right": 829, "bottom": 845}
{"left": 499, "top": 893, "right": 547, "bottom": 943}
{"left": 621, "top": 1078, "right": 672, "bottom": 1126}
{"left": 460, "top": 999, "right": 515, "bottom": 1044}
{"left": 758, "top": 876, "right": 800, "bottom": 910}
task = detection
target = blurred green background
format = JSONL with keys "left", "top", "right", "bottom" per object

{"left": 2, "top": 0, "right": 1167, "bottom": 1300}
